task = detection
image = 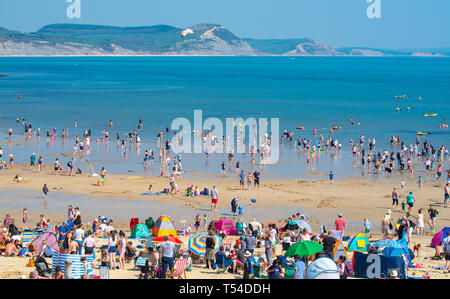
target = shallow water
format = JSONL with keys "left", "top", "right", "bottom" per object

{"left": 0, "top": 56, "right": 449, "bottom": 179}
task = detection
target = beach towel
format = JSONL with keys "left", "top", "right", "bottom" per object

{"left": 141, "top": 192, "right": 161, "bottom": 196}
{"left": 22, "top": 231, "right": 42, "bottom": 246}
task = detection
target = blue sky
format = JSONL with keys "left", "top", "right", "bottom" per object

{"left": 0, "top": 0, "right": 449, "bottom": 49}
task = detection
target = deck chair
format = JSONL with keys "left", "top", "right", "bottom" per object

{"left": 168, "top": 258, "right": 188, "bottom": 279}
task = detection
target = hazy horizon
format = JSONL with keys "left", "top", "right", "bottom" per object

{"left": 1, "top": 0, "right": 449, "bottom": 49}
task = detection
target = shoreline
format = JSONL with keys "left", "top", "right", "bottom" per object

{"left": 1, "top": 164, "right": 449, "bottom": 235}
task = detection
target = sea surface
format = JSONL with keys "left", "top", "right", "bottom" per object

{"left": 0, "top": 56, "right": 449, "bottom": 180}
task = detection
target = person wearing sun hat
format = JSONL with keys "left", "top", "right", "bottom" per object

{"left": 243, "top": 251, "right": 254, "bottom": 279}
{"left": 390, "top": 269, "right": 399, "bottom": 279}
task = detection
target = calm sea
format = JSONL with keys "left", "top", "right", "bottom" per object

{"left": 0, "top": 56, "right": 449, "bottom": 179}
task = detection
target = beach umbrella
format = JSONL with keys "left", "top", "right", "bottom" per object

{"left": 285, "top": 241, "right": 323, "bottom": 257}
{"left": 295, "top": 220, "right": 312, "bottom": 233}
{"left": 151, "top": 235, "right": 183, "bottom": 244}
{"left": 188, "top": 231, "right": 222, "bottom": 256}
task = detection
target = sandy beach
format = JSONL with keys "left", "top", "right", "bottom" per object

{"left": 0, "top": 163, "right": 449, "bottom": 279}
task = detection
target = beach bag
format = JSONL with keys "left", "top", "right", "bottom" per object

{"left": 27, "top": 258, "right": 35, "bottom": 267}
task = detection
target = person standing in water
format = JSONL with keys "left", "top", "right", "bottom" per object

{"left": 42, "top": 184, "right": 49, "bottom": 200}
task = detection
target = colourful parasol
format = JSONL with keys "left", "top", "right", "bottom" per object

{"left": 188, "top": 231, "right": 222, "bottom": 256}
{"left": 151, "top": 235, "right": 183, "bottom": 244}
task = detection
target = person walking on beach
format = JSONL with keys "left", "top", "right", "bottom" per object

{"left": 42, "top": 184, "right": 49, "bottom": 200}
{"left": 246, "top": 172, "right": 253, "bottom": 190}
{"left": 239, "top": 171, "right": 245, "bottom": 190}
{"left": 38, "top": 156, "right": 43, "bottom": 172}
{"left": 329, "top": 171, "right": 334, "bottom": 184}
{"left": 407, "top": 192, "right": 415, "bottom": 213}
{"left": 253, "top": 169, "right": 260, "bottom": 189}
{"left": 392, "top": 188, "right": 399, "bottom": 210}
{"left": 22, "top": 208, "right": 28, "bottom": 230}
{"left": 211, "top": 186, "right": 218, "bottom": 215}
{"left": 118, "top": 231, "right": 127, "bottom": 270}
{"left": 107, "top": 231, "right": 117, "bottom": 270}
{"left": 416, "top": 209, "right": 425, "bottom": 235}
{"left": 9, "top": 154, "right": 14, "bottom": 168}
{"left": 30, "top": 153, "right": 36, "bottom": 167}
{"left": 381, "top": 210, "right": 393, "bottom": 236}
{"left": 205, "top": 230, "right": 216, "bottom": 269}
{"left": 334, "top": 213, "right": 346, "bottom": 234}
{"left": 427, "top": 205, "right": 439, "bottom": 231}
{"left": 444, "top": 183, "right": 449, "bottom": 208}
{"left": 160, "top": 235, "right": 175, "bottom": 279}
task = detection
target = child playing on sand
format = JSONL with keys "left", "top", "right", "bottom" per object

{"left": 418, "top": 176, "right": 423, "bottom": 190}
{"left": 80, "top": 257, "right": 91, "bottom": 279}
{"left": 363, "top": 218, "right": 371, "bottom": 238}
{"left": 238, "top": 204, "right": 243, "bottom": 217}
{"left": 401, "top": 179, "right": 405, "bottom": 191}
{"left": 202, "top": 215, "right": 208, "bottom": 231}
{"left": 401, "top": 198, "right": 406, "bottom": 211}
{"left": 42, "top": 184, "right": 49, "bottom": 200}
{"left": 329, "top": 171, "right": 334, "bottom": 184}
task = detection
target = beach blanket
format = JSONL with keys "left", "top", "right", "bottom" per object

{"left": 22, "top": 231, "right": 42, "bottom": 246}
{"left": 141, "top": 192, "right": 161, "bottom": 196}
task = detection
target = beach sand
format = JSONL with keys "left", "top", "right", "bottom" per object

{"left": 0, "top": 164, "right": 449, "bottom": 279}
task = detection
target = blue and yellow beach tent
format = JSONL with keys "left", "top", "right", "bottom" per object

{"left": 130, "top": 224, "right": 150, "bottom": 239}
{"left": 152, "top": 215, "right": 178, "bottom": 238}
{"left": 347, "top": 233, "right": 370, "bottom": 252}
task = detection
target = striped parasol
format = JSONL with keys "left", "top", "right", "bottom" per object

{"left": 188, "top": 231, "right": 222, "bottom": 256}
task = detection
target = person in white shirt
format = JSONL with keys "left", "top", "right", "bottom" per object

{"left": 160, "top": 235, "right": 176, "bottom": 279}
{"left": 74, "top": 224, "right": 85, "bottom": 255}
{"left": 82, "top": 230, "right": 96, "bottom": 256}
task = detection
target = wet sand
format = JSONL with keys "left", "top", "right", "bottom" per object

{"left": 1, "top": 164, "right": 449, "bottom": 279}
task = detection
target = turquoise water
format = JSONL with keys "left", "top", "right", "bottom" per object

{"left": 0, "top": 56, "right": 449, "bottom": 179}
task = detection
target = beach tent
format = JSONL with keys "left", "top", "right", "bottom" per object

{"left": 305, "top": 257, "right": 340, "bottom": 279}
{"left": 295, "top": 220, "right": 312, "bottom": 233}
{"left": 52, "top": 250, "right": 94, "bottom": 279}
{"left": 152, "top": 215, "right": 177, "bottom": 238}
{"left": 382, "top": 238, "right": 414, "bottom": 267}
{"left": 430, "top": 227, "right": 450, "bottom": 247}
{"left": 31, "top": 228, "right": 58, "bottom": 253}
{"left": 347, "top": 233, "right": 370, "bottom": 252}
{"left": 352, "top": 251, "right": 407, "bottom": 279}
{"left": 214, "top": 219, "right": 238, "bottom": 235}
{"left": 130, "top": 224, "right": 150, "bottom": 239}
